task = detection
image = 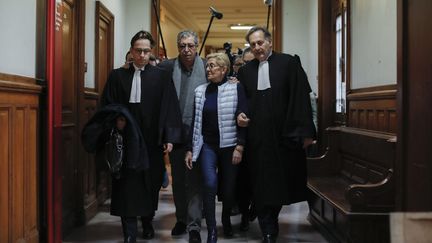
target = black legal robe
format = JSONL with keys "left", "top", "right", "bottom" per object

{"left": 237, "top": 52, "right": 316, "bottom": 207}
{"left": 101, "top": 64, "right": 182, "bottom": 216}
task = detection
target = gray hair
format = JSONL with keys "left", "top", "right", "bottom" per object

{"left": 177, "top": 30, "right": 199, "bottom": 46}
{"left": 242, "top": 47, "right": 252, "bottom": 59}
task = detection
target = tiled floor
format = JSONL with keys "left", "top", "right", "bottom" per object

{"left": 64, "top": 187, "right": 328, "bottom": 243}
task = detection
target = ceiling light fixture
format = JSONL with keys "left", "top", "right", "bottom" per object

{"left": 230, "top": 24, "right": 254, "bottom": 30}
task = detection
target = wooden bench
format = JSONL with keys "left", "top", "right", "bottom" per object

{"left": 307, "top": 126, "right": 396, "bottom": 243}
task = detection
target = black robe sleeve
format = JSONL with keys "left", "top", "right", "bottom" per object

{"left": 159, "top": 71, "right": 182, "bottom": 145}
{"left": 282, "top": 55, "right": 316, "bottom": 140}
{"left": 101, "top": 70, "right": 119, "bottom": 106}
{"left": 236, "top": 83, "right": 248, "bottom": 146}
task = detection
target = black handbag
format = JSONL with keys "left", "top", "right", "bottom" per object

{"left": 105, "top": 128, "right": 124, "bottom": 179}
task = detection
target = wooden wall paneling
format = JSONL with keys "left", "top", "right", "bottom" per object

{"left": 347, "top": 85, "right": 397, "bottom": 134}
{"left": 12, "top": 108, "right": 25, "bottom": 242}
{"left": 0, "top": 107, "right": 10, "bottom": 243}
{"left": 81, "top": 90, "right": 99, "bottom": 221}
{"left": 25, "top": 107, "right": 39, "bottom": 241}
{"left": 0, "top": 75, "right": 41, "bottom": 243}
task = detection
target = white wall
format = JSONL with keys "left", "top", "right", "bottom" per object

{"left": 125, "top": 0, "right": 151, "bottom": 49}
{"left": 0, "top": 1, "right": 37, "bottom": 78}
{"left": 158, "top": 4, "right": 184, "bottom": 59}
{"left": 84, "top": 0, "right": 151, "bottom": 88}
{"left": 282, "top": 0, "right": 318, "bottom": 94}
{"left": 351, "top": 0, "right": 397, "bottom": 89}
{"left": 160, "top": 11, "right": 184, "bottom": 59}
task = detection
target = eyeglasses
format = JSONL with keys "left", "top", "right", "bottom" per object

{"left": 133, "top": 48, "right": 152, "bottom": 54}
{"left": 233, "top": 62, "right": 244, "bottom": 67}
{"left": 178, "top": 43, "right": 197, "bottom": 50}
{"left": 205, "top": 63, "right": 221, "bottom": 70}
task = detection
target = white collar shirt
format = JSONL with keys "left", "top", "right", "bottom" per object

{"left": 129, "top": 64, "right": 145, "bottom": 103}
{"left": 257, "top": 51, "right": 272, "bottom": 90}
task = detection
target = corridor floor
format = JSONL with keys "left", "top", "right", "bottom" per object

{"left": 64, "top": 186, "right": 328, "bottom": 243}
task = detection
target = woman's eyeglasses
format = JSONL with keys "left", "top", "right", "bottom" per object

{"left": 205, "top": 63, "right": 222, "bottom": 70}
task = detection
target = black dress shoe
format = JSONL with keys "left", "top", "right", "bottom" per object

{"left": 188, "top": 230, "right": 202, "bottom": 243}
{"left": 262, "top": 234, "right": 276, "bottom": 243}
{"left": 124, "top": 236, "right": 136, "bottom": 243}
{"left": 222, "top": 212, "right": 233, "bottom": 237}
{"left": 222, "top": 223, "right": 233, "bottom": 238}
{"left": 142, "top": 222, "right": 155, "bottom": 240}
{"left": 239, "top": 215, "right": 249, "bottom": 232}
{"left": 249, "top": 204, "right": 257, "bottom": 222}
{"left": 171, "top": 222, "right": 187, "bottom": 236}
{"left": 207, "top": 228, "right": 217, "bottom": 243}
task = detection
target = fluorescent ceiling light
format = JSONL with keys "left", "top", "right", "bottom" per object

{"left": 244, "top": 43, "right": 250, "bottom": 47}
{"left": 230, "top": 24, "right": 254, "bottom": 30}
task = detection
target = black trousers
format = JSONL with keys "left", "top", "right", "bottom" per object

{"left": 169, "top": 147, "right": 188, "bottom": 224}
{"left": 121, "top": 215, "right": 153, "bottom": 242}
{"left": 257, "top": 205, "right": 282, "bottom": 236}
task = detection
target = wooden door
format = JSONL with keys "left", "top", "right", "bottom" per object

{"left": 97, "top": 21, "right": 109, "bottom": 92}
{"left": 95, "top": 1, "right": 114, "bottom": 205}
{"left": 95, "top": 1, "right": 114, "bottom": 94}
{"left": 61, "top": 0, "right": 83, "bottom": 235}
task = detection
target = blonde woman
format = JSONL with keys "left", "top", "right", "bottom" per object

{"left": 185, "top": 53, "right": 248, "bottom": 242}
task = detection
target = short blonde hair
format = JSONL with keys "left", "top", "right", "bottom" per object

{"left": 206, "top": 52, "right": 230, "bottom": 74}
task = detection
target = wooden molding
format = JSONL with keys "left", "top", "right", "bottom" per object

{"left": 84, "top": 89, "right": 99, "bottom": 100}
{"left": 348, "top": 85, "right": 397, "bottom": 100}
{"left": 272, "top": 0, "right": 282, "bottom": 52}
{"left": 151, "top": 0, "right": 159, "bottom": 56}
{"left": 0, "top": 73, "right": 38, "bottom": 84}
{"left": 318, "top": 0, "right": 336, "bottom": 151}
{"left": 349, "top": 84, "right": 397, "bottom": 94}
{"left": 0, "top": 73, "right": 42, "bottom": 94}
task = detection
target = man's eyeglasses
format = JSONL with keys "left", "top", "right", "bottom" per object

{"left": 178, "top": 43, "right": 197, "bottom": 50}
{"left": 133, "top": 48, "right": 152, "bottom": 54}
{"left": 233, "top": 62, "right": 244, "bottom": 67}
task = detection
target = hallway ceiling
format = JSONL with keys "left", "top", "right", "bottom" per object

{"left": 160, "top": 0, "right": 270, "bottom": 51}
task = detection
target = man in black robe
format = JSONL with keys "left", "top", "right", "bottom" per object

{"left": 237, "top": 27, "right": 316, "bottom": 243}
{"left": 101, "top": 30, "right": 182, "bottom": 242}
